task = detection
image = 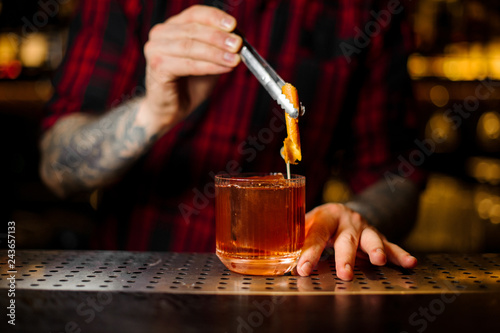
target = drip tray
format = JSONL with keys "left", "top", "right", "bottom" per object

{"left": 1, "top": 251, "right": 500, "bottom": 295}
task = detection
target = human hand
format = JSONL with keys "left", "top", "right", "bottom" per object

{"left": 296, "top": 203, "right": 417, "bottom": 280}
{"left": 141, "top": 5, "right": 242, "bottom": 130}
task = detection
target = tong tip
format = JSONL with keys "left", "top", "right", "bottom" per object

{"left": 277, "top": 92, "right": 300, "bottom": 118}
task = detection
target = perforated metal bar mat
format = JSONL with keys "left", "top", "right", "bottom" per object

{"left": 1, "top": 251, "right": 499, "bottom": 295}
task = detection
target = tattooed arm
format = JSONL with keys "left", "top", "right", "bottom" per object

{"left": 39, "top": 6, "right": 242, "bottom": 197}
{"left": 39, "top": 99, "right": 159, "bottom": 197}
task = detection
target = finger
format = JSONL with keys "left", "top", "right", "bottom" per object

{"left": 304, "top": 208, "right": 319, "bottom": 234}
{"left": 332, "top": 213, "right": 363, "bottom": 281}
{"left": 359, "top": 227, "right": 387, "bottom": 266}
{"left": 296, "top": 207, "right": 338, "bottom": 277}
{"left": 384, "top": 241, "right": 418, "bottom": 269}
{"left": 153, "top": 38, "right": 240, "bottom": 67}
{"left": 152, "top": 23, "right": 242, "bottom": 53}
{"left": 168, "top": 4, "right": 237, "bottom": 31}
{"left": 145, "top": 44, "right": 240, "bottom": 78}
{"left": 149, "top": 55, "right": 233, "bottom": 81}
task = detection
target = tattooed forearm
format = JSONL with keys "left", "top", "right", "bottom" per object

{"left": 345, "top": 179, "right": 420, "bottom": 242}
{"left": 40, "top": 98, "right": 157, "bottom": 197}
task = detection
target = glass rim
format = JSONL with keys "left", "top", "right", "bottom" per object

{"left": 215, "top": 172, "right": 305, "bottom": 183}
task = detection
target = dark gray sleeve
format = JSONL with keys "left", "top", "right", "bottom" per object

{"left": 344, "top": 179, "right": 421, "bottom": 242}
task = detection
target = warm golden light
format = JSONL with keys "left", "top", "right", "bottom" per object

{"left": 0, "top": 33, "right": 18, "bottom": 65}
{"left": 469, "top": 42, "right": 488, "bottom": 80}
{"left": 483, "top": 112, "right": 500, "bottom": 139}
{"left": 408, "top": 39, "right": 500, "bottom": 80}
{"left": 405, "top": 174, "right": 484, "bottom": 252}
{"left": 487, "top": 40, "right": 500, "bottom": 79}
{"left": 429, "top": 85, "right": 449, "bottom": 107}
{"left": 476, "top": 161, "right": 490, "bottom": 182}
{"left": 477, "top": 111, "right": 500, "bottom": 151}
{"left": 478, "top": 198, "right": 493, "bottom": 219}
{"left": 19, "top": 33, "right": 48, "bottom": 68}
{"left": 467, "top": 157, "right": 500, "bottom": 185}
{"left": 473, "top": 186, "right": 500, "bottom": 224}
{"left": 322, "top": 178, "right": 351, "bottom": 203}
{"left": 430, "top": 56, "right": 445, "bottom": 78}
{"left": 442, "top": 58, "right": 461, "bottom": 81}
{"left": 425, "top": 111, "right": 459, "bottom": 152}
{"left": 490, "top": 163, "right": 500, "bottom": 185}
{"left": 474, "top": 188, "right": 489, "bottom": 208}
{"left": 407, "top": 54, "right": 428, "bottom": 78}
{"left": 490, "top": 204, "right": 500, "bottom": 224}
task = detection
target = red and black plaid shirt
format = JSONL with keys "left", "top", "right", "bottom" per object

{"left": 42, "top": 0, "right": 424, "bottom": 251}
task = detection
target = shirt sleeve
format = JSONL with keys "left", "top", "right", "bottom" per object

{"left": 346, "top": 1, "right": 427, "bottom": 193}
{"left": 41, "top": 0, "right": 145, "bottom": 133}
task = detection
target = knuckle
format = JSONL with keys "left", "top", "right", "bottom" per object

{"left": 202, "top": 45, "right": 222, "bottom": 63}
{"left": 150, "top": 55, "right": 163, "bottom": 71}
{"left": 181, "top": 38, "right": 195, "bottom": 55}
{"left": 185, "top": 4, "right": 205, "bottom": 17}
{"left": 184, "top": 58, "right": 195, "bottom": 70}
{"left": 189, "top": 4, "right": 203, "bottom": 11}
{"left": 351, "top": 211, "right": 363, "bottom": 222}
{"left": 339, "top": 232, "right": 358, "bottom": 247}
{"left": 213, "top": 48, "right": 225, "bottom": 63}
{"left": 363, "top": 225, "right": 377, "bottom": 235}
{"left": 324, "top": 202, "right": 341, "bottom": 214}
{"left": 185, "top": 24, "right": 198, "bottom": 39}
{"left": 148, "top": 23, "right": 162, "bottom": 39}
{"left": 182, "top": 5, "right": 196, "bottom": 16}
{"left": 211, "top": 30, "right": 225, "bottom": 45}
{"left": 143, "top": 41, "right": 152, "bottom": 56}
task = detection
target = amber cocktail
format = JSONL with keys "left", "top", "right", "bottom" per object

{"left": 215, "top": 173, "right": 305, "bottom": 275}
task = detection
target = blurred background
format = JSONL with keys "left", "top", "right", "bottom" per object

{"left": 1, "top": 0, "right": 499, "bottom": 252}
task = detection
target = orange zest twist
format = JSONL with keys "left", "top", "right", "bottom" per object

{"left": 282, "top": 83, "right": 302, "bottom": 164}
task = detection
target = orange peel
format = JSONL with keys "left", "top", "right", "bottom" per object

{"left": 282, "top": 83, "right": 302, "bottom": 164}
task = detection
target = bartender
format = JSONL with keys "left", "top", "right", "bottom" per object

{"left": 38, "top": 0, "right": 423, "bottom": 281}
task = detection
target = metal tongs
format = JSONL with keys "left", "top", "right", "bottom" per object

{"left": 236, "top": 30, "right": 305, "bottom": 119}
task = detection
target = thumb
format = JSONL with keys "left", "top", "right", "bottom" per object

{"left": 186, "top": 75, "right": 220, "bottom": 112}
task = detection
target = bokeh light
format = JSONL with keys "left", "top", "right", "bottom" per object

{"left": 425, "top": 111, "right": 459, "bottom": 152}
{"left": 407, "top": 53, "right": 429, "bottom": 78}
{"left": 467, "top": 157, "right": 500, "bottom": 185}
{"left": 19, "top": 33, "right": 48, "bottom": 68}
{"left": 474, "top": 186, "right": 500, "bottom": 225}
{"left": 322, "top": 178, "right": 351, "bottom": 203}
{"left": 409, "top": 39, "right": 500, "bottom": 80}
{"left": 0, "top": 33, "right": 18, "bottom": 65}
{"left": 477, "top": 197, "right": 493, "bottom": 219}
{"left": 477, "top": 111, "right": 500, "bottom": 151}
{"left": 490, "top": 204, "right": 500, "bottom": 224}
{"left": 429, "top": 85, "right": 449, "bottom": 107}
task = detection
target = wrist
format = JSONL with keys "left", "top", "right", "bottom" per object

{"left": 344, "top": 201, "right": 376, "bottom": 226}
{"left": 136, "top": 97, "right": 179, "bottom": 136}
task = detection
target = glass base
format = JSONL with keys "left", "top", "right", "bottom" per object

{"left": 216, "top": 250, "right": 300, "bottom": 276}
